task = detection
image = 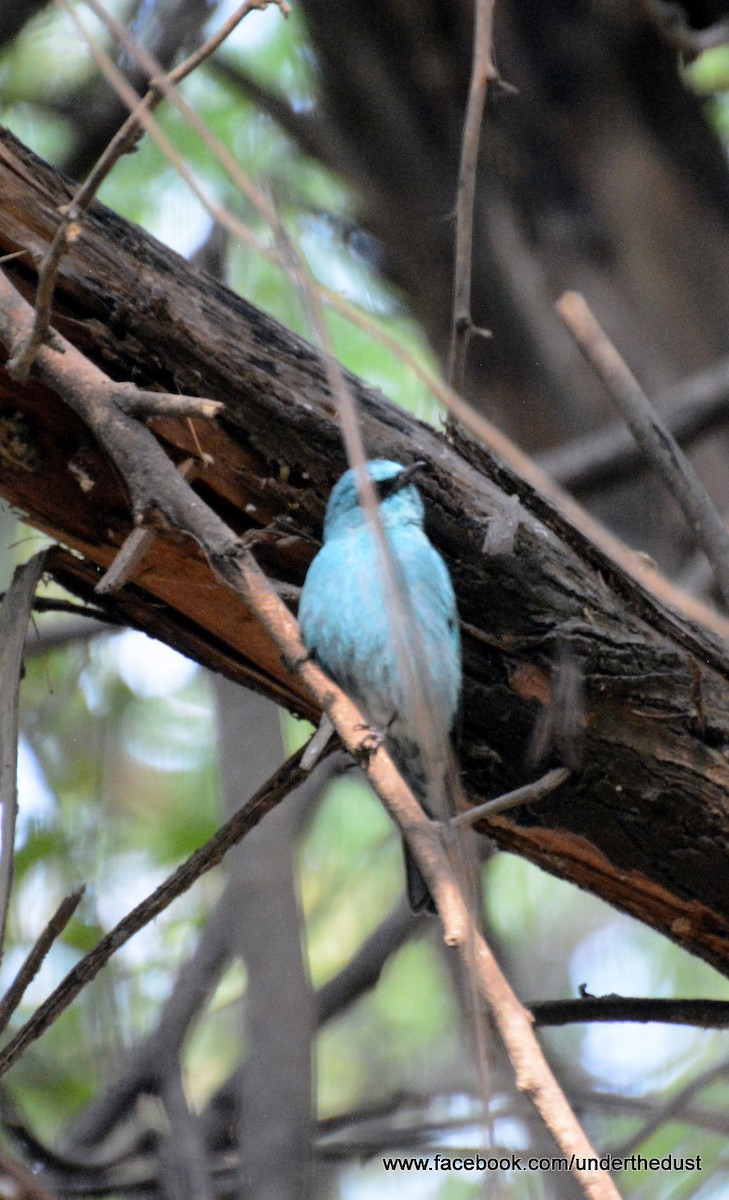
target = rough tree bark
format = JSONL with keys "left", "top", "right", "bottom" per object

{"left": 2, "top": 128, "right": 729, "bottom": 975}
{"left": 286, "top": 0, "right": 729, "bottom": 568}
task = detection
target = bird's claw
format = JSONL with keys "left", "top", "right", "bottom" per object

{"left": 355, "top": 723, "right": 387, "bottom": 757}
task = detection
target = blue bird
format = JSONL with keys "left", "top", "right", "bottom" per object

{"left": 298, "top": 459, "right": 461, "bottom": 912}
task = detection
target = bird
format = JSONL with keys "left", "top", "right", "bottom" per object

{"left": 298, "top": 459, "right": 461, "bottom": 913}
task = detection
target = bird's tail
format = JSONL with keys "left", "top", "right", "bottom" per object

{"left": 403, "top": 843, "right": 436, "bottom": 914}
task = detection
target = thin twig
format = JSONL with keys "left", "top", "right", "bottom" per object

{"left": 530, "top": 995, "right": 729, "bottom": 1028}
{"left": 8, "top": 0, "right": 283, "bottom": 381}
{"left": 558, "top": 290, "right": 729, "bottom": 610}
{"left": 95, "top": 459, "right": 195, "bottom": 595}
{"left": 609, "top": 1055, "right": 729, "bottom": 1158}
{"left": 0, "top": 552, "right": 47, "bottom": 965}
{"left": 113, "top": 389, "right": 224, "bottom": 420}
{"left": 0, "top": 747, "right": 308, "bottom": 1079}
{"left": 80, "top": 0, "right": 282, "bottom": 225}
{"left": 0, "top": 889, "right": 84, "bottom": 1036}
{"left": 451, "top": 767, "right": 570, "bottom": 828}
{"left": 447, "top": 0, "right": 497, "bottom": 394}
{"left": 63, "top": 751, "right": 345, "bottom": 1149}
{"left": 538, "top": 354, "right": 729, "bottom": 495}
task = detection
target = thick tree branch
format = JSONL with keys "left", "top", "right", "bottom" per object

{"left": 3, "top": 130, "right": 729, "bottom": 977}
{"left": 0, "top": 248, "right": 618, "bottom": 1200}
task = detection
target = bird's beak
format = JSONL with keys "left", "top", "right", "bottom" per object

{"left": 391, "top": 460, "right": 427, "bottom": 493}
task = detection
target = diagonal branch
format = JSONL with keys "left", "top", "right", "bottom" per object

{"left": 0, "top": 889, "right": 84, "bottom": 1036}
{"left": 0, "top": 281, "right": 619, "bottom": 1200}
{"left": 558, "top": 291, "right": 729, "bottom": 609}
{"left": 4, "top": 130, "right": 729, "bottom": 976}
{"left": 538, "top": 355, "right": 729, "bottom": 495}
{"left": 8, "top": 0, "right": 285, "bottom": 381}
{"left": 0, "top": 747, "right": 308, "bottom": 1079}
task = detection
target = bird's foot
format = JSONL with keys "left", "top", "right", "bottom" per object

{"left": 287, "top": 647, "right": 312, "bottom": 673}
{"left": 354, "top": 722, "right": 388, "bottom": 758}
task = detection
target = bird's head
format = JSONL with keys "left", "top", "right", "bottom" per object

{"left": 323, "top": 459, "right": 426, "bottom": 538}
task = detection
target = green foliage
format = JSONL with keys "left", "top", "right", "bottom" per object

{"left": 684, "top": 46, "right": 729, "bottom": 144}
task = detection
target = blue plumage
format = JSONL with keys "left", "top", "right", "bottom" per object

{"left": 299, "top": 459, "right": 461, "bottom": 912}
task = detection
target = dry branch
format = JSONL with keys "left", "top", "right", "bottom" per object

{"left": 0, "top": 748, "right": 308, "bottom": 1079}
{"left": 447, "top": 0, "right": 497, "bottom": 393}
{"left": 2, "top": 129, "right": 729, "bottom": 977}
{"left": 0, "top": 193, "right": 620, "bottom": 1198}
{"left": 0, "top": 552, "right": 47, "bottom": 961}
{"left": 9, "top": 0, "right": 281, "bottom": 381}
{"left": 0, "top": 889, "right": 84, "bottom": 1035}
{"left": 531, "top": 995, "right": 729, "bottom": 1029}
{"left": 558, "top": 291, "right": 729, "bottom": 608}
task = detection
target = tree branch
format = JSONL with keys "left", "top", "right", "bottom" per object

{"left": 0, "top": 747, "right": 309, "bottom": 1079}
{"left": 9, "top": 0, "right": 283, "bottom": 381}
{"left": 0, "top": 889, "right": 84, "bottom": 1036}
{"left": 0, "top": 280, "right": 619, "bottom": 1200}
{"left": 0, "top": 552, "right": 47, "bottom": 962}
{"left": 3, "top": 129, "right": 729, "bottom": 977}
{"left": 538, "top": 355, "right": 729, "bottom": 496}
{"left": 558, "top": 290, "right": 729, "bottom": 609}
{"left": 447, "top": 0, "right": 497, "bottom": 393}
{"left": 531, "top": 995, "right": 729, "bottom": 1029}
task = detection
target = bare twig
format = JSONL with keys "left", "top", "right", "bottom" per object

{"left": 531, "top": 995, "right": 729, "bottom": 1029}
{"left": 0, "top": 747, "right": 308, "bottom": 1079}
{"left": 0, "top": 889, "right": 84, "bottom": 1036}
{"left": 451, "top": 767, "right": 571, "bottom": 828}
{"left": 558, "top": 290, "right": 729, "bottom": 610}
{"left": 8, "top": 0, "right": 283, "bottom": 381}
{"left": 0, "top": 552, "right": 47, "bottom": 963}
{"left": 79, "top": 0, "right": 281, "bottom": 225}
{"left": 112, "top": 389, "right": 224, "bottom": 420}
{"left": 447, "top": 0, "right": 497, "bottom": 393}
{"left": 95, "top": 459, "right": 195, "bottom": 595}
{"left": 65, "top": 751, "right": 345, "bottom": 1150}
{"left": 539, "top": 354, "right": 729, "bottom": 495}
{"left": 609, "top": 1055, "right": 729, "bottom": 1158}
